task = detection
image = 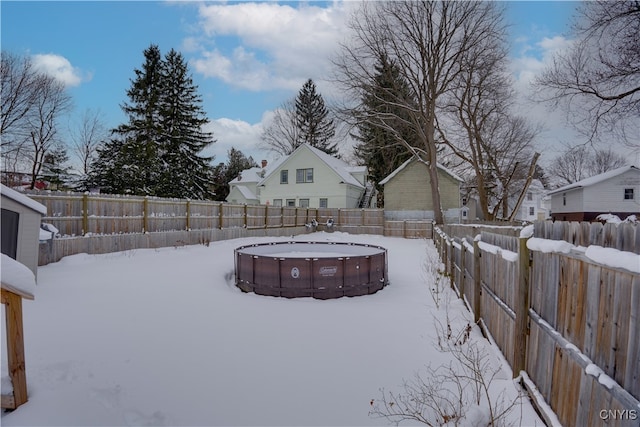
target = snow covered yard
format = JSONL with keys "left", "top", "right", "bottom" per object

{"left": 1, "top": 232, "right": 543, "bottom": 426}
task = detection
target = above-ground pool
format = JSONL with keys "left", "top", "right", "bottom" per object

{"left": 234, "top": 241, "right": 389, "bottom": 299}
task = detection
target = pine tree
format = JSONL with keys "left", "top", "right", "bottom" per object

{"left": 212, "top": 148, "right": 258, "bottom": 201}
{"left": 158, "top": 49, "right": 215, "bottom": 199}
{"left": 353, "top": 54, "right": 415, "bottom": 205}
{"left": 112, "top": 44, "right": 164, "bottom": 195}
{"left": 40, "top": 144, "right": 70, "bottom": 190}
{"left": 295, "top": 79, "right": 338, "bottom": 156}
{"left": 88, "top": 45, "right": 216, "bottom": 199}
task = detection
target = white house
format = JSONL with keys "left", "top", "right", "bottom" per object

{"left": 510, "top": 179, "right": 550, "bottom": 221}
{"left": 547, "top": 165, "right": 640, "bottom": 221}
{"left": 226, "top": 160, "right": 272, "bottom": 205}
{"left": 227, "top": 144, "right": 367, "bottom": 209}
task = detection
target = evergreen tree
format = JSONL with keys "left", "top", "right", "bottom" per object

{"left": 40, "top": 144, "right": 70, "bottom": 190}
{"left": 353, "top": 54, "right": 415, "bottom": 205}
{"left": 88, "top": 45, "right": 215, "bottom": 199}
{"left": 113, "top": 44, "right": 164, "bottom": 195}
{"left": 212, "top": 148, "right": 258, "bottom": 201}
{"left": 295, "top": 79, "right": 338, "bottom": 156}
{"left": 157, "top": 49, "right": 215, "bottom": 199}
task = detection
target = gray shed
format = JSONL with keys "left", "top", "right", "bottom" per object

{"left": 1, "top": 185, "right": 46, "bottom": 278}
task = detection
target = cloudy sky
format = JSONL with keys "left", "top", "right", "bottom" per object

{"left": 3, "top": 1, "right": 591, "bottom": 168}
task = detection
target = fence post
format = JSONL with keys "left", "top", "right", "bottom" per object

{"left": 143, "top": 196, "right": 149, "bottom": 233}
{"left": 264, "top": 205, "right": 269, "bottom": 228}
{"left": 244, "top": 204, "right": 248, "bottom": 228}
{"left": 82, "top": 193, "right": 89, "bottom": 235}
{"left": 460, "top": 239, "right": 466, "bottom": 299}
{"left": 473, "top": 236, "right": 481, "bottom": 323}
{"left": 218, "top": 202, "right": 223, "bottom": 229}
{"left": 513, "top": 236, "right": 531, "bottom": 377}
{"left": 449, "top": 238, "right": 455, "bottom": 290}
{"left": 186, "top": 200, "right": 191, "bottom": 230}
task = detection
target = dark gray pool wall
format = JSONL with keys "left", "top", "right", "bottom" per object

{"left": 235, "top": 241, "right": 389, "bottom": 299}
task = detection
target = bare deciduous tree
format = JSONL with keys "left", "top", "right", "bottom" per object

{"left": 1, "top": 51, "right": 72, "bottom": 188}
{"left": 259, "top": 98, "right": 300, "bottom": 156}
{"left": 334, "top": 1, "right": 511, "bottom": 224}
{"left": 548, "top": 144, "right": 628, "bottom": 186}
{"left": 1, "top": 51, "right": 47, "bottom": 172}
{"left": 437, "top": 8, "right": 541, "bottom": 221}
{"left": 24, "top": 76, "right": 72, "bottom": 189}
{"left": 69, "top": 108, "right": 108, "bottom": 175}
{"left": 534, "top": 1, "right": 640, "bottom": 146}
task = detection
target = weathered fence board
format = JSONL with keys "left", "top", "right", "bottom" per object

{"left": 435, "top": 221, "right": 640, "bottom": 427}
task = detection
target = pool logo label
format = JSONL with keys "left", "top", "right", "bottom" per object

{"left": 291, "top": 267, "right": 300, "bottom": 278}
{"left": 319, "top": 266, "right": 338, "bottom": 277}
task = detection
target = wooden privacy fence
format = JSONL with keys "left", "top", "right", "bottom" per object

{"left": 434, "top": 221, "right": 640, "bottom": 427}
{"left": 26, "top": 192, "right": 387, "bottom": 235}
{"left": 29, "top": 192, "right": 434, "bottom": 265}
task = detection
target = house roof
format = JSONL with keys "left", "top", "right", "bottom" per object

{"left": 378, "top": 157, "right": 464, "bottom": 185}
{"left": 1, "top": 184, "right": 47, "bottom": 215}
{"left": 259, "top": 144, "right": 365, "bottom": 188}
{"left": 229, "top": 167, "right": 265, "bottom": 184}
{"left": 548, "top": 165, "right": 640, "bottom": 195}
{"left": 235, "top": 185, "right": 258, "bottom": 201}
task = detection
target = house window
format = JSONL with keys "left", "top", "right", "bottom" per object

{"left": 529, "top": 206, "right": 535, "bottom": 216}
{"left": 280, "top": 170, "right": 288, "bottom": 184}
{"left": 462, "top": 210, "right": 468, "bottom": 218}
{"left": 527, "top": 192, "right": 533, "bottom": 201}
{"left": 624, "top": 188, "right": 634, "bottom": 200}
{"left": 299, "top": 199, "right": 309, "bottom": 208}
{"left": 286, "top": 199, "right": 296, "bottom": 207}
{"left": 296, "top": 168, "right": 313, "bottom": 183}
{"left": 272, "top": 199, "right": 282, "bottom": 207}
{"left": 563, "top": 193, "right": 566, "bottom": 206}
{"left": 319, "top": 198, "right": 328, "bottom": 208}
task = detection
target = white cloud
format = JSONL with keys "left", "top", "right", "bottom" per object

{"left": 31, "top": 53, "right": 88, "bottom": 87}
{"left": 202, "top": 114, "right": 274, "bottom": 164}
{"left": 190, "top": 1, "right": 356, "bottom": 92}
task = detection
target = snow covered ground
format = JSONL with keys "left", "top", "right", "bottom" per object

{"left": 1, "top": 232, "right": 544, "bottom": 426}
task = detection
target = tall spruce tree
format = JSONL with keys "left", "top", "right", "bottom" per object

{"left": 158, "top": 49, "right": 215, "bottom": 199}
{"left": 295, "top": 79, "right": 338, "bottom": 156}
{"left": 88, "top": 45, "right": 215, "bottom": 198}
{"left": 353, "top": 54, "right": 415, "bottom": 205}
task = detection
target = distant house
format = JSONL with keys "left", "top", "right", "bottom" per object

{"left": 510, "top": 179, "right": 550, "bottom": 222}
{"left": 379, "top": 157, "right": 462, "bottom": 222}
{"left": 227, "top": 144, "right": 368, "bottom": 209}
{"left": 1, "top": 184, "right": 47, "bottom": 277}
{"left": 548, "top": 165, "right": 640, "bottom": 221}
{"left": 227, "top": 160, "right": 270, "bottom": 205}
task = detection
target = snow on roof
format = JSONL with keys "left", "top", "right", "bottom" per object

{"left": 1, "top": 184, "right": 47, "bottom": 215}
{"left": 236, "top": 185, "right": 258, "bottom": 201}
{"left": 229, "top": 167, "right": 266, "bottom": 184}
{"left": 304, "top": 144, "right": 365, "bottom": 187}
{"left": 259, "top": 144, "right": 365, "bottom": 188}
{"left": 1, "top": 254, "right": 36, "bottom": 299}
{"left": 379, "top": 157, "right": 463, "bottom": 185}
{"left": 548, "top": 165, "right": 640, "bottom": 195}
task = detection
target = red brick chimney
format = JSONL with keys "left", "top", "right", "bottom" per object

{"left": 261, "top": 159, "right": 268, "bottom": 168}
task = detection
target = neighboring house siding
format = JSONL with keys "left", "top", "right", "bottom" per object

{"left": 259, "top": 147, "right": 362, "bottom": 209}
{"left": 384, "top": 161, "right": 460, "bottom": 211}
{"left": 549, "top": 167, "right": 640, "bottom": 221}
{"left": 583, "top": 170, "right": 639, "bottom": 213}
{"left": 551, "top": 188, "right": 583, "bottom": 215}
{"left": 0, "top": 196, "right": 43, "bottom": 277}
